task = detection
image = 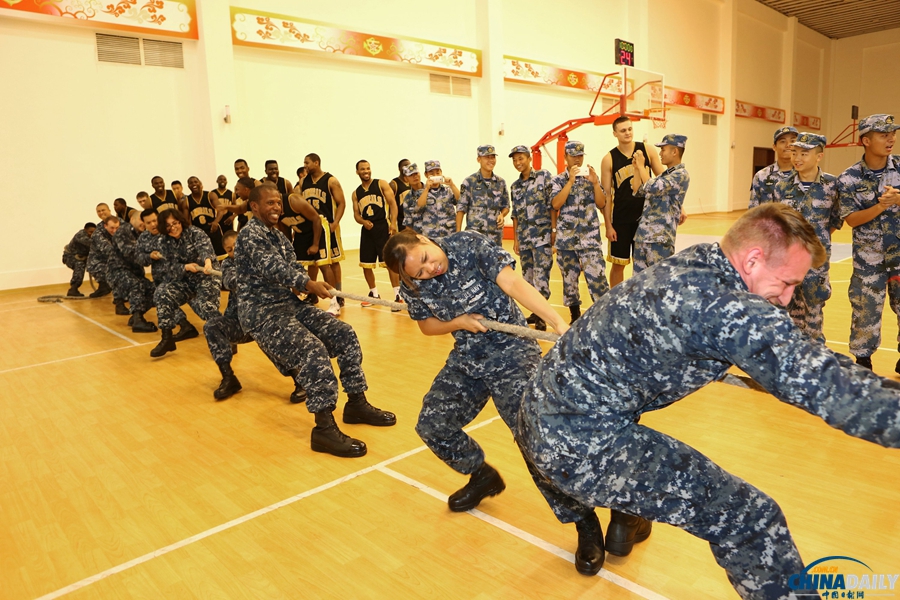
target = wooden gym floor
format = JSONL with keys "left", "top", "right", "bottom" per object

{"left": 2, "top": 212, "right": 898, "bottom": 600}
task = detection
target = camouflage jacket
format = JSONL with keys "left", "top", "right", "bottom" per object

{"left": 400, "top": 231, "right": 526, "bottom": 356}
{"left": 749, "top": 163, "right": 792, "bottom": 208}
{"left": 154, "top": 227, "right": 216, "bottom": 286}
{"left": 235, "top": 217, "right": 310, "bottom": 330}
{"left": 86, "top": 225, "right": 115, "bottom": 277}
{"left": 64, "top": 229, "right": 92, "bottom": 260}
{"left": 510, "top": 168, "right": 554, "bottom": 247}
{"left": 772, "top": 168, "right": 842, "bottom": 258}
{"left": 550, "top": 171, "right": 603, "bottom": 250}
{"left": 838, "top": 155, "right": 900, "bottom": 254}
{"left": 520, "top": 242, "right": 900, "bottom": 456}
{"left": 635, "top": 163, "right": 690, "bottom": 245}
{"left": 459, "top": 171, "right": 509, "bottom": 243}
{"left": 109, "top": 222, "right": 145, "bottom": 276}
{"left": 406, "top": 186, "right": 457, "bottom": 239}
{"left": 219, "top": 255, "right": 238, "bottom": 321}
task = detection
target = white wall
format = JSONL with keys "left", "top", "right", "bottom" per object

{"left": 0, "top": 16, "right": 214, "bottom": 290}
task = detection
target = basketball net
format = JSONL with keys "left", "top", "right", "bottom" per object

{"left": 649, "top": 108, "right": 668, "bottom": 129}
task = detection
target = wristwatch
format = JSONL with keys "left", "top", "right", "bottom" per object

{"left": 551, "top": 228, "right": 557, "bottom": 232}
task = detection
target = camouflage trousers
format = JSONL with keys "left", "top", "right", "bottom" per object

{"left": 787, "top": 265, "right": 830, "bottom": 343}
{"left": 154, "top": 276, "right": 220, "bottom": 330}
{"left": 518, "top": 243, "right": 553, "bottom": 300}
{"left": 204, "top": 314, "right": 254, "bottom": 367}
{"left": 632, "top": 240, "right": 675, "bottom": 274}
{"left": 63, "top": 254, "right": 86, "bottom": 287}
{"left": 517, "top": 412, "right": 810, "bottom": 600}
{"left": 244, "top": 299, "right": 367, "bottom": 414}
{"left": 555, "top": 246, "right": 609, "bottom": 307}
{"left": 108, "top": 268, "right": 155, "bottom": 315}
{"left": 416, "top": 337, "right": 541, "bottom": 475}
{"left": 848, "top": 242, "right": 900, "bottom": 358}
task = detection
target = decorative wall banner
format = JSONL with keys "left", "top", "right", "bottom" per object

{"left": 0, "top": 0, "right": 197, "bottom": 39}
{"left": 793, "top": 112, "right": 822, "bottom": 130}
{"left": 231, "top": 8, "right": 481, "bottom": 77}
{"left": 504, "top": 56, "right": 623, "bottom": 95}
{"left": 735, "top": 100, "right": 786, "bottom": 124}
{"left": 663, "top": 88, "right": 725, "bottom": 114}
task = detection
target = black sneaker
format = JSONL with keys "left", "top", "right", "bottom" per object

{"left": 392, "top": 295, "right": 404, "bottom": 313}
{"left": 856, "top": 356, "right": 873, "bottom": 370}
{"left": 361, "top": 291, "right": 377, "bottom": 308}
{"left": 525, "top": 313, "right": 539, "bottom": 324}
{"left": 337, "top": 296, "right": 345, "bottom": 308}
{"left": 569, "top": 304, "right": 581, "bottom": 324}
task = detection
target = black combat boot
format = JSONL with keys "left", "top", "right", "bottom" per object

{"left": 89, "top": 281, "right": 111, "bottom": 298}
{"left": 447, "top": 463, "right": 505, "bottom": 512}
{"left": 150, "top": 329, "right": 176, "bottom": 357}
{"left": 231, "top": 344, "right": 238, "bottom": 355}
{"left": 311, "top": 411, "right": 367, "bottom": 458}
{"left": 574, "top": 512, "right": 605, "bottom": 576}
{"left": 525, "top": 313, "right": 539, "bottom": 324}
{"left": 290, "top": 381, "right": 308, "bottom": 404}
{"left": 173, "top": 320, "right": 199, "bottom": 342}
{"left": 605, "top": 510, "right": 652, "bottom": 557}
{"left": 856, "top": 355, "right": 873, "bottom": 370}
{"left": 533, "top": 316, "right": 547, "bottom": 331}
{"left": 343, "top": 392, "right": 396, "bottom": 426}
{"left": 214, "top": 364, "right": 242, "bottom": 400}
{"left": 131, "top": 312, "right": 158, "bottom": 333}
{"left": 114, "top": 299, "right": 129, "bottom": 315}
{"left": 569, "top": 304, "right": 581, "bottom": 324}
{"left": 67, "top": 286, "right": 84, "bottom": 297}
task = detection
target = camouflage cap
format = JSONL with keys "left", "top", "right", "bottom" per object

{"left": 402, "top": 163, "right": 419, "bottom": 177}
{"left": 859, "top": 114, "right": 899, "bottom": 136}
{"left": 655, "top": 133, "right": 688, "bottom": 148}
{"left": 477, "top": 145, "right": 497, "bottom": 157}
{"left": 423, "top": 160, "right": 441, "bottom": 173}
{"left": 790, "top": 132, "right": 827, "bottom": 150}
{"left": 773, "top": 126, "right": 799, "bottom": 143}
{"left": 508, "top": 145, "right": 531, "bottom": 158}
{"left": 565, "top": 141, "right": 585, "bottom": 156}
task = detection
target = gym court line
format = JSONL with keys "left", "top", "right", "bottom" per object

{"left": 30, "top": 415, "right": 667, "bottom": 600}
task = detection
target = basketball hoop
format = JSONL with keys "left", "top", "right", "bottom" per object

{"left": 646, "top": 107, "right": 668, "bottom": 129}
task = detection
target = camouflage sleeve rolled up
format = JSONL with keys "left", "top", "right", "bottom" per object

{"left": 457, "top": 178, "right": 471, "bottom": 215}
{"left": 749, "top": 164, "right": 781, "bottom": 208}
{"left": 704, "top": 292, "right": 900, "bottom": 448}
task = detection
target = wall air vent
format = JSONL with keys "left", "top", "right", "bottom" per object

{"left": 143, "top": 39, "right": 184, "bottom": 69}
{"left": 96, "top": 33, "right": 141, "bottom": 66}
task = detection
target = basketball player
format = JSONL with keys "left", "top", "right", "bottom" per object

{"left": 114, "top": 198, "right": 139, "bottom": 222}
{"left": 149, "top": 176, "right": 182, "bottom": 216}
{"left": 301, "top": 153, "right": 347, "bottom": 316}
{"left": 390, "top": 158, "right": 411, "bottom": 232}
{"left": 263, "top": 160, "right": 294, "bottom": 205}
{"left": 208, "top": 174, "right": 237, "bottom": 232}
{"left": 136, "top": 191, "right": 151, "bottom": 210}
{"left": 185, "top": 176, "right": 225, "bottom": 255}
{"left": 600, "top": 116, "right": 664, "bottom": 287}
{"left": 352, "top": 160, "right": 400, "bottom": 305}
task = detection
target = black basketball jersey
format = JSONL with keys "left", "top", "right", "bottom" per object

{"left": 610, "top": 141, "right": 647, "bottom": 223}
{"left": 263, "top": 177, "right": 291, "bottom": 204}
{"left": 215, "top": 188, "right": 234, "bottom": 204}
{"left": 355, "top": 179, "right": 387, "bottom": 223}
{"left": 281, "top": 192, "right": 313, "bottom": 235}
{"left": 391, "top": 176, "right": 409, "bottom": 229}
{"left": 188, "top": 191, "right": 216, "bottom": 229}
{"left": 302, "top": 172, "right": 335, "bottom": 223}
{"left": 151, "top": 190, "right": 179, "bottom": 215}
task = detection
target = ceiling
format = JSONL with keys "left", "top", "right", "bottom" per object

{"left": 754, "top": 0, "right": 900, "bottom": 39}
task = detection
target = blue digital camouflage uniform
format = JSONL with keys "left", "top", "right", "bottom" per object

{"left": 204, "top": 255, "right": 254, "bottom": 367}
{"left": 135, "top": 230, "right": 187, "bottom": 325}
{"left": 153, "top": 227, "right": 220, "bottom": 330}
{"left": 406, "top": 185, "right": 457, "bottom": 239}
{"left": 771, "top": 167, "right": 842, "bottom": 341}
{"left": 517, "top": 242, "right": 900, "bottom": 599}
{"left": 633, "top": 162, "right": 690, "bottom": 272}
{"left": 86, "top": 222, "right": 118, "bottom": 287}
{"left": 109, "top": 222, "right": 156, "bottom": 316}
{"left": 550, "top": 171, "right": 609, "bottom": 307}
{"left": 458, "top": 171, "right": 509, "bottom": 246}
{"left": 749, "top": 164, "right": 792, "bottom": 208}
{"left": 235, "top": 217, "right": 367, "bottom": 414}
{"left": 510, "top": 166, "right": 554, "bottom": 299}
{"left": 838, "top": 153, "right": 900, "bottom": 358}
{"left": 63, "top": 229, "right": 92, "bottom": 287}
{"left": 400, "top": 231, "right": 542, "bottom": 474}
